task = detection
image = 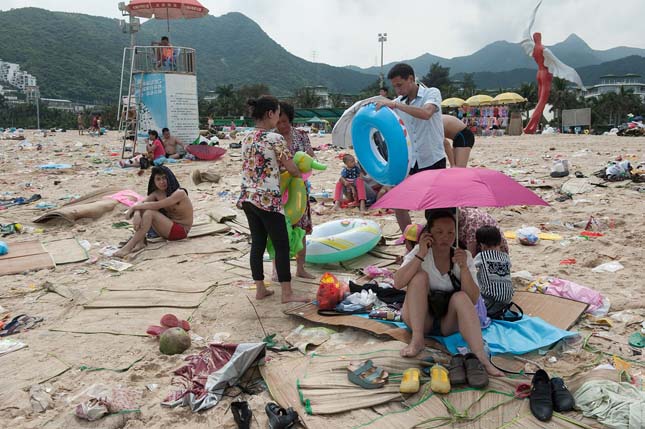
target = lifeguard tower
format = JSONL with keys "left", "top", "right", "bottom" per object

{"left": 116, "top": 0, "right": 207, "bottom": 157}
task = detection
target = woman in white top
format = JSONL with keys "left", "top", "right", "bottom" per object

{"left": 394, "top": 211, "right": 503, "bottom": 376}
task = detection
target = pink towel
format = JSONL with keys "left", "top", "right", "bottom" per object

{"left": 105, "top": 190, "right": 145, "bottom": 207}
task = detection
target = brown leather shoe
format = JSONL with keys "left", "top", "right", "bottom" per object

{"left": 448, "top": 354, "right": 467, "bottom": 385}
{"left": 463, "top": 353, "right": 489, "bottom": 389}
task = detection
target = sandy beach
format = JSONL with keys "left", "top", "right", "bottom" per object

{"left": 0, "top": 130, "right": 644, "bottom": 428}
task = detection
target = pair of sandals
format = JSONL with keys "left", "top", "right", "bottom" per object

{"left": 448, "top": 353, "right": 489, "bottom": 389}
{"left": 0, "top": 314, "right": 43, "bottom": 337}
{"left": 230, "top": 401, "right": 299, "bottom": 429}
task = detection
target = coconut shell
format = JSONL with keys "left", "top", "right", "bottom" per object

{"left": 159, "top": 327, "right": 191, "bottom": 355}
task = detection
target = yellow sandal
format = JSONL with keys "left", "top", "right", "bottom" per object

{"left": 430, "top": 364, "right": 451, "bottom": 394}
{"left": 400, "top": 368, "right": 420, "bottom": 394}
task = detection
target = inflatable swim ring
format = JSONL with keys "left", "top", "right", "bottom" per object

{"left": 280, "top": 152, "right": 326, "bottom": 225}
{"left": 306, "top": 218, "right": 382, "bottom": 264}
{"left": 351, "top": 103, "right": 411, "bottom": 186}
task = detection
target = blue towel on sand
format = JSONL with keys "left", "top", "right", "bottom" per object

{"left": 357, "top": 314, "right": 577, "bottom": 355}
{"left": 38, "top": 163, "right": 72, "bottom": 169}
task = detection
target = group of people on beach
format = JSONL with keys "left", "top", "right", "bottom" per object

{"left": 76, "top": 113, "right": 102, "bottom": 136}
{"left": 114, "top": 62, "right": 508, "bottom": 376}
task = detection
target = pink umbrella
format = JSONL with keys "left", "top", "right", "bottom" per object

{"left": 372, "top": 168, "right": 548, "bottom": 211}
{"left": 371, "top": 168, "right": 548, "bottom": 243}
{"left": 127, "top": 0, "right": 209, "bottom": 32}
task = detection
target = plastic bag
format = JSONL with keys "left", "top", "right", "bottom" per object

{"left": 345, "top": 290, "right": 379, "bottom": 307}
{"left": 316, "top": 273, "right": 342, "bottom": 310}
{"left": 516, "top": 227, "right": 540, "bottom": 246}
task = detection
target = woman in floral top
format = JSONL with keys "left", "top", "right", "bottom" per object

{"left": 276, "top": 102, "right": 316, "bottom": 279}
{"left": 236, "top": 96, "right": 308, "bottom": 303}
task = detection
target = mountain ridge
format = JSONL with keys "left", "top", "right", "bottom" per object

{"left": 351, "top": 33, "right": 645, "bottom": 77}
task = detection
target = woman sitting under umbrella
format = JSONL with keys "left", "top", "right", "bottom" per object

{"left": 394, "top": 210, "right": 503, "bottom": 377}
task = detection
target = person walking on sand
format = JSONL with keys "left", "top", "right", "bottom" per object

{"left": 236, "top": 95, "right": 308, "bottom": 303}
{"left": 114, "top": 166, "right": 193, "bottom": 258}
{"left": 375, "top": 63, "right": 446, "bottom": 233}
{"left": 77, "top": 113, "right": 85, "bottom": 135}
{"left": 443, "top": 114, "right": 475, "bottom": 167}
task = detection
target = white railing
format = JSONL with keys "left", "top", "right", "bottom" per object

{"left": 129, "top": 46, "right": 196, "bottom": 75}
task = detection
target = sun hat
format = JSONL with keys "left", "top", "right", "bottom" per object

{"left": 395, "top": 223, "right": 424, "bottom": 245}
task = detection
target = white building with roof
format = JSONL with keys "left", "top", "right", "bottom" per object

{"left": 584, "top": 74, "right": 645, "bottom": 102}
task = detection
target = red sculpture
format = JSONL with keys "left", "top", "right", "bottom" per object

{"left": 521, "top": 1, "right": 584, "bottom": 134}
{"left": 524, "top": 33, "right": 552, "bottom": 134}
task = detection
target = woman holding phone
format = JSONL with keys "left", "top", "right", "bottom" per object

{"left": 393, "top": 210, "right": 503, "bottom": 377}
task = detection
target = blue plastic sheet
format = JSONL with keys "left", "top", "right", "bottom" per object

{"left": 357, "top": 314, "right": 577, "bottom": 355}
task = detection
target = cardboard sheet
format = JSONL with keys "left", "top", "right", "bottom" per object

{"left": 135, "top": 237, "right": 244, "bottom": 261}
{"left": 43, "top": 237, "right": 89, "bottom": 265}
{"left": 0, "top": 240, "right": 55, "bottom": 276}
{"left": 187, "top": 221, "right": 231, "bottom": 238}
{"left": 0, "top": 349, "right": 70, "bottom": 407}
{"left": 285, "top": 303, "right": 428, "bottom": 347}
{"left": 513, "top": 291, "right": 588, "bottom": 330}
{"left": 84, "top": 289, "right": 212, "bottom": 309}
{"left": 51, "top": 307, "right": 195, "bottom": 336}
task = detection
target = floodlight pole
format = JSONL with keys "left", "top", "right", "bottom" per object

{"left": 36, "top": 93, "right": 40, "bottom": 130}
{"left": 378, "top": 33, "right": 387, "bottom": 87}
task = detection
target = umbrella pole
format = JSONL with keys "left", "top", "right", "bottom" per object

{"left": 455, "top": 207, "right": 459, "bottom": 248}
{"left": 167, "top": 8, "right": 170, "bottom": 33}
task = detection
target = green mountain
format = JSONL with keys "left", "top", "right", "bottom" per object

{"left": 0, "top": 8, "right": 375, "bottom": 103}
{"left": 353, "top": 34, "right": 645, "bottom": 76}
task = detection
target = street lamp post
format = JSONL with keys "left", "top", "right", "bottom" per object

{"left": 378, "top": 33, "right": 387, "bottom": 87}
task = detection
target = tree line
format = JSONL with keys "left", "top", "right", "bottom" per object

{"left": 2, "top": 63, "right": 643, "bottom": 130}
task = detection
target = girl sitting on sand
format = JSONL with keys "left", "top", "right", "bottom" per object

{"left": 114, "top": 166, "right": 193, "bottom": 258}
{"left": 119, "top": 130, "right": 166, "bottom": 171}
{"left": 236, "top": 95, "right": 308, "bottom": 304}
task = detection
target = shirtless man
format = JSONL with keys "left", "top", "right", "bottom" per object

{"left": 443, "top": 114, "right": 475, "bottom": 168}
{"left": 162, "top": 128, "right": 186, "bottom": 159}
{"left": 77, "top": 113, "right": 85, "bottom": 135}
{"left": 114, "top": 166, "right": 193, "bottom": 258}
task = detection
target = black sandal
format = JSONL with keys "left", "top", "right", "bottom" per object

{"left": 231, "top": 401, "right": 252, "bottom": 429}
{"left": 266, "top": 402, "right": 298, "bottom": 429}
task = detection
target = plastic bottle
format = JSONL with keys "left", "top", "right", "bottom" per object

{"left": 0, "top": 241, "right": 8, "bottom": 256}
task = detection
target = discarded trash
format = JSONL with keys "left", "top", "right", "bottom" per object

{"left": 285, "top": 325, "right": 335, "bottom": 353}
{"left": 0, "top": 338, "right": 27, "bottom": 356}
{"left": 516, "top": 227, "right": 541, "bottom": 246}
{"left": 99, "top": 260, "right": 133, "bottom": 272}
{"left": 30, "top": 384, "right": 53, "bottom": 413}
{"left": 592, "top": 261, "right": 624, "bottom": 273}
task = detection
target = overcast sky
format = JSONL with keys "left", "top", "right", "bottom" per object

{"left": 3, "top": 0, "right": 644, "bottom": 68}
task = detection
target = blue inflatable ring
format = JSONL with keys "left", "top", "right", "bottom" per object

{"left": 351, "top": 103, "right": 411, "bottom": 186}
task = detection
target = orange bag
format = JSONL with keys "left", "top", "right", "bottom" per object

{"left": 316, "top": 273, "right": 342, "bottom": 310}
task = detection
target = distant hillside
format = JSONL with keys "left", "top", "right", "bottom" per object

{"left": 453, "top": 55, "right": 645, "bottom": 90}
{"left": 353, "top": 34, "right": 645, "bottom": 77}
{"left": 0, "top": 8, "right": 375, "bottom": 102}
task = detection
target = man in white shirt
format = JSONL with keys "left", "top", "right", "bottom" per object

{"left": 376, "top": 63, "right": 446, "bottom": 232}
